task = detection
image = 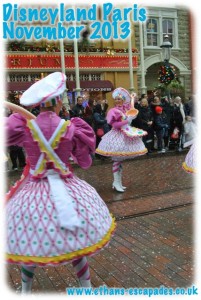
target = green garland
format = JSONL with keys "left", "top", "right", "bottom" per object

{"left": 7, "top": 41, "right": 138, "bottom": 54}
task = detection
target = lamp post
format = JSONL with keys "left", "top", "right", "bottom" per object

{"left": 139, "top": 22, "right": 147, "bottom": 94}
{"left": 160, "top": 34, "right": 172, "bottom": 63}
{"left": 59, "top": 39, "right": 70, "bottom": 111}
{"left": 159, "top": 35, "right": 173, "bottom": 99}
{"left": 128, "top": 32, "right": 135, "bottom": 93}
{"left": 74, "top": 37, "right": 81, "bottom": 100}
{"left": 73, "top": 13, "right": 81, "bottom": 101}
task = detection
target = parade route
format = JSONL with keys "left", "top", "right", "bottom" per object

{"left": 6, "top": 151, "right": 195, "bottom": 293}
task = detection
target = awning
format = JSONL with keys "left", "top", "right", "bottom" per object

{"left": 6, "top": 81, "right": 34, "bottom": 92}
{"left": 6, "top": 80, "right": 114, "bottom": 93}
{"left": 66, "top": 80, "right": 114, "bottom": 92}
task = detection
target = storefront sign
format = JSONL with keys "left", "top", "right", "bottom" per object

{"left": 6, "top": 54, "right": 138, "bottom": 69}
{"left": 81, "top": 87, "right": 112, "bottom": 91}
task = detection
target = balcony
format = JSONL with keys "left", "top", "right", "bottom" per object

{"left": 5, "top": 41, "right": 139, "bottom": 55}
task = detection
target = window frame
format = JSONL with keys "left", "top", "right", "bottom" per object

{"left": 143, "top": 8, "right": 178, "bottom": 49}
{"left": 146, "top": 18, "right": 159, "bottom": 47}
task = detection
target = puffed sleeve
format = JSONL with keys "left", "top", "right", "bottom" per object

{"left": 71, "top": 117, "right": 96, "bottom": 169}
{"left": 107, "top": 108, "right": 128, "bottom": 129}
{"left": 5, "top": 113, "right": 27, "bottom": 147}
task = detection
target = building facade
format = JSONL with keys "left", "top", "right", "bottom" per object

{"left": 5, "top": 5, "right": 192, "bottom": 108}
{"left": 136, "top": 6, "right": 192, "bottom": 100}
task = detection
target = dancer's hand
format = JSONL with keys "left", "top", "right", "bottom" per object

{"left": 127, "top": 115, "right": 135, "bottom": 124}
{"left": 130, "top": 92, "right": 137, "bottom": 99}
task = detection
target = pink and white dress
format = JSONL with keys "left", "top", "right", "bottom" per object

{"left": 182, "top": 143, "right": 196, "bottom": 173}
{"left": 96, "top": 106, "right": 147, "bottom": 161}
{"left": 5, "top": 112, "right": 115, "bottom": 266}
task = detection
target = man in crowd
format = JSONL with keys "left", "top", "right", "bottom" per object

{"left": 71, "top": 96, "right": 85, "bottom": 119}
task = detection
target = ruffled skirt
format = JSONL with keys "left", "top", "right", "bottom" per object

{"left": 182, "top": 144, "right": 196, "bottom": 173}
{"left": 96, "top": 128, "right": 147, "bottom": 161}
{"left": 6, "top": 175, "right": 115, "bottom": 266}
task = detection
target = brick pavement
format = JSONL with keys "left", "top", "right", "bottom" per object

{"left": 7, "top": 206, "right": 194, "bottom": 294}
{"left": 5, "top": 152, "right": 195, "bottom": 294}
{"left": 74, "top": 151, "right": 193, "bottom": 210}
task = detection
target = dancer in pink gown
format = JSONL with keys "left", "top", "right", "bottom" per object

{"left": 5, "top": 72, "right": 116, "bottom": 293}
{"left": 96, "top": 87, "right": 147, "bottom": 192}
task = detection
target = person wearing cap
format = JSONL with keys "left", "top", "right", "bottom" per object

{"left": 150, "top": 95, "right": 162, "bottom": 116}
{"left": 154, "top": 106, "right": 169, "bottom": 153}
{"left": 5, "top": 72, "right": 116, "bottom": 293}
{"left": 96, "top": 87, "right": 147, "bottom": 192}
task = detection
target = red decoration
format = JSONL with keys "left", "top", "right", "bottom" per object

{"left": 6, "top": 54, "right": 138, "bottom": 70}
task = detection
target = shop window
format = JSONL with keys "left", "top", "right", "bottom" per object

{"left": 9, "top": 73, "right": 40, "bottom": 82}
{"left": 22, "top": 74, "right": 29, "bottom": 82}
{"left": 30, "top": 74, "right": 41, "bottom": 81}
{"left": 9, "top": 74, "right": 17, "bottom": 82}
{"left": 80, "top": 74, "right": 90, "bottom": 80}
{"left": 91, "top": 74, "right": 101, "bottom": 80}
{"left": 71, "top": 73, "right": 101, "bottom": 81}
{"left": 66, "top": 74, "right": 72, "bottom": 81}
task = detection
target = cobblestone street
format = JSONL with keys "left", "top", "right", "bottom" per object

{"left": 3, "top": 2, "right": 197, "bottom": 297}
{"left": 6, "top": 151, "right": 195, "bottom": 294}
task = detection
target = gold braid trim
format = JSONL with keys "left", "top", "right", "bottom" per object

{"left": 182, "top": 162, "right": 196, "bottom": 174}
{"left": 95, "top": 148, "right": 147, "bottom": 156}
{"left": 6, "top": 216, "right": 116, "bottom": 265}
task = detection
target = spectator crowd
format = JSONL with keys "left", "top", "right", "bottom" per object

{"left": 5, "top": 91, "right": 196, "bottom": 171}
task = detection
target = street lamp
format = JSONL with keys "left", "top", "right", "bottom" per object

{"left": 159, "top": 35, "right": 174, "bottom": 99}
{"left": 59, "top": 39, "right": 70, "bottom": 111}
{"left": 160, "top": 35, "right": 172, "bottom": 62}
